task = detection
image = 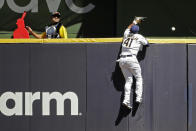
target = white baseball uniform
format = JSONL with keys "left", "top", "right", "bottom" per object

{"left": 118, "top": 28, "right": 148, "bottom": 108}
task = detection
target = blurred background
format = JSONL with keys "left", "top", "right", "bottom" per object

{"left": 0, "top": 0, "right": 196, "bottom": 38}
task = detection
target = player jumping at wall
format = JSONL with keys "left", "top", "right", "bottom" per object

{"left": 117, "top": 17, "right": 149, "bottom": 109}
{"left": 26, "top": 12, "right": 67, "bottom": 39}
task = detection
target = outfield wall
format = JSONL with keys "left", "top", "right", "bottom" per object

{"left": 0, "top": 39, "right": 195, "bottom": 131}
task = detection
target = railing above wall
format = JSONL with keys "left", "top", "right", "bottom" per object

{"left": 0, "top": 38, "right": 196, "bottom": 44}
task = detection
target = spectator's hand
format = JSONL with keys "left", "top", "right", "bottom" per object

{"left": 26, "top": 26, "right": 33, "bottom": 34}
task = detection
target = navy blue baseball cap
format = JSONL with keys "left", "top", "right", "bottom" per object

{"left": 51, "top": 12, "right": 61, "bottom": 18}
{"left": 130, "top": 25, "right": 139, "bottom": 33}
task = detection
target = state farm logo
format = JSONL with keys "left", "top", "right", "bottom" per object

{"left": 0, "top": 91, "right": 80, "bottom": 116}
{"left": 0, "top": 0, "right": 95, "bottom": 14}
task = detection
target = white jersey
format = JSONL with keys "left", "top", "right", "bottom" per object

{"left": 121, "top": 28, "right": 148, "bottom": 56}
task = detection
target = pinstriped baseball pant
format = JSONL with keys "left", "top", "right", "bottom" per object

{"left": 119, "top": 56, "right": 143, "bottom": 105}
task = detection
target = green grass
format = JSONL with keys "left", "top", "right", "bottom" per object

{"left": 0, "top": 31, "right": 13, "bottom": 38}
{"left": 1, "top": 30, "right": 196, "bottom": 39}
{"left": 0, "top": 22, "right": 82, "bottom": 38}
{"left": 0, "top": 31, "right": 79, "bottom": 38}
{"left": 0, "top": 31, "right": 40, "bottom": 38}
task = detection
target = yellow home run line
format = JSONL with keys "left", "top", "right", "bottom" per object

{"left": 0, "top": 38, "right": 196, "bottom": 44}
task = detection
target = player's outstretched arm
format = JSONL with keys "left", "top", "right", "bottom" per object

{"left": 127, "top": 17, "right": 147, "bottom": 29}
{"left": 127, "top": 18, "right": 141, "bottom": 29}
{"left": 26, "top": 26, "right": 43, "bottom": 39}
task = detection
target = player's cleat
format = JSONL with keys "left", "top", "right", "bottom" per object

{"left": 122, "top": 101, "right": 132, "bottom": 109}
{"left": 136, "top": 97, "right": 142, "bottom": 103}
{"left": 132, "top": 101, "right": 140, "bottom": 117}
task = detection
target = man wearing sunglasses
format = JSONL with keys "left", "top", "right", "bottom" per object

{"left": 26, "top": 12, "right": 67, "bottom": 39}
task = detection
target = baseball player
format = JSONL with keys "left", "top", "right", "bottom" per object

{"left": 117, "top": 18, "right": 149, "bottom": 109}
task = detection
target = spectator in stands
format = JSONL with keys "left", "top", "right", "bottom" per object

{"left": 26, "top": 12, "right": 67, "bottom": 39}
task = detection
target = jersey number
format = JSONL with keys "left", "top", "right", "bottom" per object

{"left": 123, "top": 38, "right": 133, "bottom": 47}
